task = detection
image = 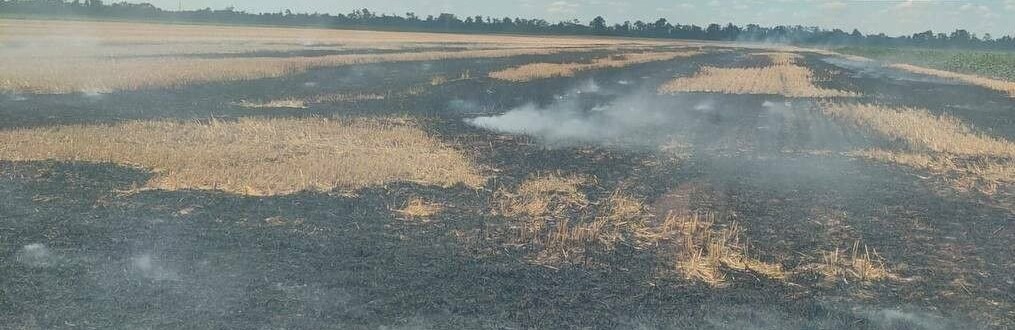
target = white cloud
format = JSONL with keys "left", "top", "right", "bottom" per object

{"left": 821, "top": 1, "right": 847, "bottom": 11}
{"left": 546, "top": 0, "right": 579, "bottom": 14}
{"left": 895, "top": 0, "right": 916, "bottom": 10}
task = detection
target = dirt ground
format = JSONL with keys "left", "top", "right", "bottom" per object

{"left": 1, "top": 45, "right": 1013, "bottom": 329}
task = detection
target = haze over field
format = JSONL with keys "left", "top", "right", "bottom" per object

{"left": 143, "top": 0, "right": 1015, "bottom": 36}
{"left": 1, "top": 1, "right": 1014, "bottom": 328}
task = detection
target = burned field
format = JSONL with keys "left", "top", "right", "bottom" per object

{"left": 2, "top": 20, "right": 1014, "bottom": 329}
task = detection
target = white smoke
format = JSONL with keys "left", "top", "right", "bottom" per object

{"left": 574, "top": 79, "right": 601, "bottom": 94}
{"left": 465, "top": 91, "right": 672, "bottom": 145}
{"left": 80, "top": 89, "right": 109, "bottom": 100}
{"left": 616, "top": 304, "right": 980, "bottom": 330}
{"left": 16, "top": 243, "right": 56, "bottom": 267}
{"left": 131, "top": 254, "right": 179, "bottom": 281}
{"left": 693, "top": 99, "right": 716, "bottom": 112}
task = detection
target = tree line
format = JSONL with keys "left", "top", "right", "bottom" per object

{"left": 2, "top": 0, "right": 1014, "bottom": 50}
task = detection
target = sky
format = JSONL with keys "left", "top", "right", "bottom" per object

{"left": 146, "top": 0, "right": 1015, "bottom": 37}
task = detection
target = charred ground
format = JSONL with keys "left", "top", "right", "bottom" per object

{"left": 1, "top": 40, "right": 1013, "bottom": 329}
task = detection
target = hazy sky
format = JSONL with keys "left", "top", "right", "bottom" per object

{"left": 147, "top": 0, "right": 1015, "bottom": 37}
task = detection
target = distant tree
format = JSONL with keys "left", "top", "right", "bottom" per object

{"left": 950, "top": 29, "right": 972, "bottom": 42}
{"left": 2, "top": 1, "right": 1012, "bottom": 50}
{"left": 704, "top": 23, "right": 722, "bottom": 40}
{"left": 912, "top": 30, "right": 934, "bottom": 45}
{"left": 632, "top": 20, "right": 646, "bottom": 32}
{"left": 590, "top": 16, "right": 607, "bottom": 35}
{"left": 651, "top": 18, "right": 670, "bottom": 37}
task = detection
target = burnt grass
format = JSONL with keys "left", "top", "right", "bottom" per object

{"left": 1, "top": 48, "right": 1013, "bottom": 329}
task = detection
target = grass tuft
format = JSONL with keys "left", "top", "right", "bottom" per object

{"left": 494, "top": 174, "right": 661, "bottom": 267}
{"left": 394, "top": 197, "right": 444, "bottom": 220}
{"left": 660, "top": 212, "right": 785, "bottom": 286}
{"left": 232, "top": 99, "right": 307, "bottom": 109}
{"left": 817, "top": 241, "right": 891, "bottom": 283}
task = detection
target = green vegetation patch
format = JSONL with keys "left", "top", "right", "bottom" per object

{"left": 835, "top": 47, "right": 1015, "bottom": 82}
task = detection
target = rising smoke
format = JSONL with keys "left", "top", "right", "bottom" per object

{"left": 16, "top": 243, "right": 56, "bottom": 268}
{"left": 465, "top": 79, "right": 696, "bottom": 147}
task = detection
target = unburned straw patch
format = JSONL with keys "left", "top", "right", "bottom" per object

{"left": 889, "top": 63, "right": 1015, "bottom": 98}
{"left": 0, "top": 47, "right": 580, "bottom": 93}
{"left": 494, "top": 173, "right": 589, "bottom": 219}
{"left": 793, "top": 240, "right": 895, "bottom": 287}
{"left": 823, "top": 102, "right": 1015, "bottom": 193}
{"left": 658, "top": 52, "right": 856, "bottom": 98}
{"left": 489, "top": 173, "right": 786, "bottom": 282}
{"left": 234, "top": 93, "right": 386, "bottom": 109}
{"left": 752, "top": 52, "right": 803, "bottom": 65}
{"left": 822, "top": 102, "right": 1015, "bottom": 157}
{"left": 232, "top": 98, "right": 308, "bottom": 109}
{"left": 489, "top": 50, "right": 704, "bottom": 82}
{"left": 492, "top": 173, "right": 661, "bottom": 267}
{"left": 393, "top": 197, "right": 445, "bottom": 221}
{"left": 646, "top": 211, "right": 786, "bottom": 287}
{"left": 3, "top": 18, "right": 692, "bottom": 93}
{"left": 0, "top": 117, "right": 485, "bottom": 196}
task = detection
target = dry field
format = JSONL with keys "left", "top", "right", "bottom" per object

{"left": 0, "top": 47, "right": 578, "bottom": 93}
{"left": 0, "top": 117, "right": 485, "bottom": 196}
{"left": 658, "top": 52, "right": 856, "bottom": 97}
{"left": 0, "top": 19, "right": 695, "bottom": 93}
{"left": 889, "top": 63, "right": 1015, "bottom": 97}
{"left": 489, "top": 50, "right": 703, "bottom": 82}
{"left": 0, "top": 18, "right": 669, "bottom": 49}
{"left": 2, "top": 18, "right": 1012, "bottom": 329}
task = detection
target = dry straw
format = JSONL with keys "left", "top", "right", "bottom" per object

{"left": 489, "top": 50, "right": 703, "bottom": 82}
{"left": 0, "top": 117, "right": 485, "bottom": 196}
{"left": 823, "top": 102, "right": 1015, "bottom": 191}
{"left": 1, "top": 19, "right": 688, "bottom": 93}
{"left": 889, "top": 63, "right": 1015, "bottom": 98}
{"left": 659, "top": 52, "right": 856, "bottom": 97}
